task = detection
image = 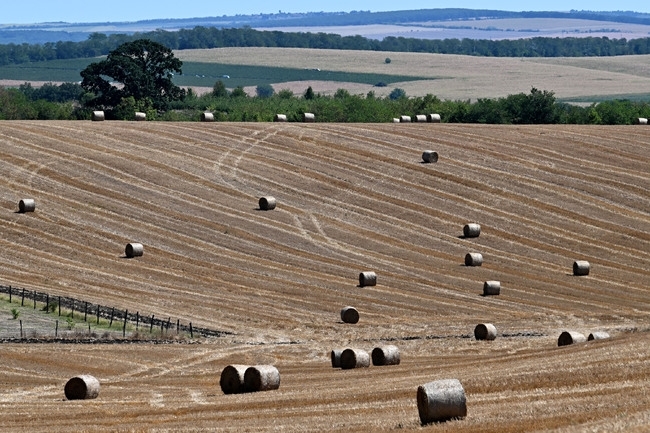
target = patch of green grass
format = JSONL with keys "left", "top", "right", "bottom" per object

{"left": 0, "top": 294, "right": 176, "bottom": 338}
{"left": 0, "top": 58, "right": 95, "bottom": 82}
{"left": 176, "top": 62, "right": 431, "bottom": 87}
{"left": 0, "top": 58, "right": 431, "bottom": 87}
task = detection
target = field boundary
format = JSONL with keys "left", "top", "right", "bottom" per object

{"left": 0, "top": 283, "right": 232, "bottom": 339}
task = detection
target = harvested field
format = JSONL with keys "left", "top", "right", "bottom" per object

{"left": 254, "top": 18, "right": 650, "bottom": 41}
{"left": 0, "top": 121, "right": 648, "bottom": 431}
{"left": 175, "top": 48, "right": 650, "bottom": 100}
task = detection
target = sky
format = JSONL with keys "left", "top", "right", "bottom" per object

{"left": 2, "top": 1, "right": 650, "bottom": 24}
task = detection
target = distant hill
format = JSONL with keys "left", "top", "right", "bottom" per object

{"left": 2, "top": 8, "right": 650, "bottom": 44}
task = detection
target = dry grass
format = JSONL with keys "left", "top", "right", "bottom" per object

{"left": 175, "top": 48, "right": 650, "bottom": 100}
{"left": 0, "top": 121, "right": 648, "bottom": 431}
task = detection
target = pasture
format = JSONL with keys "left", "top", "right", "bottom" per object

{"left": 0, "top": 121, "right": 648, "bottom": 431}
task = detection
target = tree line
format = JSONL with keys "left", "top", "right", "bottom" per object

{"left": 2, "top": 80, "right": 649, "bottom": 125}
{"left": 3, "top": 26, "right": 650, "bottom": 67}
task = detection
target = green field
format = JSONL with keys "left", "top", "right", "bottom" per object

{"left": 0, "top": 58, "right": 94, "bottom": 82}
{"left": 0, "top": 58, "right": 429, "bottom": 88}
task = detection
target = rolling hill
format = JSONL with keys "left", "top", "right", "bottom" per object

{"left": 0, "top": 120, "right": 648, "bottom": 431}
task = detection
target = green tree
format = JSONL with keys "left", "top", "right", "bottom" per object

{"left": 212, "top": 80, "right": 229, "bottom": 97}
{"left": 388, "top": 88, "right": 406, "bottom": 101}
{"left": 80, "top": 39, "right": 185, "bottom": 113}
{"left": 334, "top": 88, "right": 351, "bottom": 99}
{"left": 255, "top": 84, "right": 275, "bottom": 98}
{"left": 230, "top": 86, "right": 247, "bottom": 98}
{"left": 503, "top": 87, "right": 558, "bottom": 124}
{"left": 304, "top": 86, "right": 315, "bottom": 100}
{"left": 277, "top": 89, "right": 294, "bottom": 99}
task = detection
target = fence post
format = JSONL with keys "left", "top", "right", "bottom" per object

{"left": 33, "top": 291, "right": 36, "bottom": 309}
{"left": 71, "top": 301, "right": 74, "bottom": 319}
{"left": 97, "top": 305, "right": 100, "bottom": 324}
{"left": 55, "top": 320, "right": 58, "bottom": 338}
{"left": 20, "top": 320, "right": 23, "bottom": 339}
{"left": 45, "top": 293, "right": 49, "bottom": 313}
{"left": 109, "top": 307, "right": 114, "bottom": 327}
{"left": 123, "top": 310, "right": 128, "bottom": 338}
{"left": 150, "top": 315, "right": 155, "bottom": 333}
{"left": 189, "top": 322, "right": 193, "bottom": 339}
{"left": 9, "top": 285, "right": 11, "bottom": 302}
{"left": 84, "top": 302, "right": 88, "bottom": 322}
{"left": 58, "top": 296, "right": 61, "bottom": 316}
{"left": 136, "top": 312, "right": 139, "bottom": 330}
{"left": 176, "top": 319, "right": 179, "bottom": 334}
{"left": 21, "top": 288, "right": 25, "bottom": 306}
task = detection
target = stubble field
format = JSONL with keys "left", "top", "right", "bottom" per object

{"left": 175, "top": 48, "right": 650, "bottom": 101}
{"left": 0, "top": 120, "right": 648, "bottom": 432}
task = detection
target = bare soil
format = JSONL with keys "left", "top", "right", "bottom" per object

{"left": 0, "top": 121, "right": 648, "bottom": 432}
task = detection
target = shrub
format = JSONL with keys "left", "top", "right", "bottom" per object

{"left": 389, "top": 88, "right": 406, "bottom": 100}
{"left": 66, "top": 317, "right": 75, "bottom": 330}
{"left": 256, "top": 84, "right": 275, "bottom": 99}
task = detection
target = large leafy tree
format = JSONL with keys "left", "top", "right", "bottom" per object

{"left": 80, "top": 39, "right": 184, "bottom": 114}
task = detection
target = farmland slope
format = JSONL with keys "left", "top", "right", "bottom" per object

{"left": 0, "top": 121, "right": 648, "bottom": 432}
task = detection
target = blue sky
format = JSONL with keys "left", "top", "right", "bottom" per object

{"left": 2, "top": 1, "right": 649, "bottom": 24}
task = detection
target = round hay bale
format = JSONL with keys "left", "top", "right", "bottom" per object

{"left": 588, "top": 331, "right": 610, "bottom": 341}
{"left": 399, "top": 115, "right": 411, "bottom": 123}
{"left": 427, "top": 113, "right": 441, "bottom": 123}
{"left": 358, "top": 271, "right": 377, "bottom": 287}
{"left": 125, "top": 243, "right": 144, "bottom": 258}
{"left": 258, "top": 196, "right": 276, "bottom": 210}
{"left": 371, "top": 345, "right": 400, "bottom": 366}
{"left": 91, "top": 111, "right": 105, "bottom": 121}
{"left": 392, "top": 118, "right": 400, "bottom": 123}
{"left": 558, "top": 331, "right": 587, "bottom": 346}
{"left": 220, "top": 364, "right": 248, "bottom": 394}
{"left": 422, "top": 150, "right": 439, "bottom": 163}
{"left": 340, "top": 306, "right": 359, "bottom": 324}
{"left": 18, "top": 199, "right": 35, "bottom": 213}
{"left": 636, "top": 117, "right": 648, "bottom": 125}
{"left": 573, "top": 260, "right": 590, "bottom": 276}
{"left": 463, "top": 223, "right": 481, "bottom": 238}
{"left": 273, "top": 114, "right": 288, "bottom": 122}
{"left": 244, "top": 365, "right": 281, "bottom": 392}
{"left": 303, "top": 112, "right": 315, "bottom": 122}
{"left": 64, "top": 375, "right": 100, "bottom": 400}
{"left": 465, "top": 253, "right": 483, "bottom": 267}
{"left": 200, "top": 112, "right": 214, "bottom": 122}
{"left": 415, "top": 114, "right": 427, "bottom": 122}
{"left": 474, "top": 323, "right": 497, "bottom": 340}
{"left": 331, "top": 349, "right": 343, "bottom": 368}
{"left": 417, "top": 378, "right": 467, "bottom": 424}
{"left": 483, "top": 281, "right": 500, "bottom": 296}
{"left": 134, "top": 112, "right": 146, "bottom": 121}
{"left": 340, "top": 348, "right": 370, "bottom": 369}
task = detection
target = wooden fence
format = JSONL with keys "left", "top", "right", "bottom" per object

{"left": 0, "top": 284, "right": 231, "bottom": 339}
